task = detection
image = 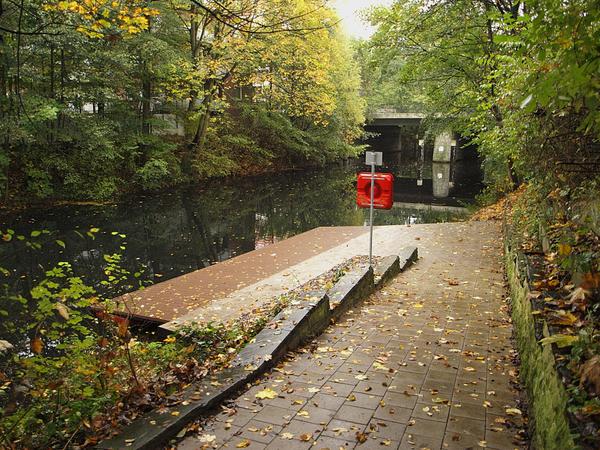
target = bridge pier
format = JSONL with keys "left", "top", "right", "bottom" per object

{"left": 433, "top": 131, "right": 456, "bottom": 162}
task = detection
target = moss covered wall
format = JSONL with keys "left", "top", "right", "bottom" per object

{"left": 505, "top": 245, "right": 576, "bottom": 450}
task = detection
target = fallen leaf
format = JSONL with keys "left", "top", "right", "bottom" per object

{"left": 373, "top": 362, "right": 389, "bottom": 371}
{"left": 505, "top": 408, "right": 522, "bottom": 416}
{"left": 199, "top": 434, "right": 216, "bottom": 443}
{"left": 549, "top": 311, "right": 579, "bottom": 326}
{"left": 299, "top": 433, "right": 311, "bottom": 441}
{"left": 255, "top": 388, "right": 278, "bottom": 400}
{"left": 580, "top": 356, "right": 600, "bottom": 395}
{"left": 281, "top": 432, "right": 294, "bottom": 440}
{"left": 356, "top": 431, "right": 368, "bottom": 443}
{"left": 236, "top": 439, "right": 251, "bottom": 448}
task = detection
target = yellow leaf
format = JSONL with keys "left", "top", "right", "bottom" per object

{"left": 373, "top": 362, "right": 389, "bottom": 371}
{"left": 255, "top": 388, "right": 278, "bottom": 400}
{"left": 550, "top": 311, "right": 579, "bottom": 326}
{"left": 236, "top": 439, "right": 251, "bottom": 448}
{"left": 539, "top": 334, "right": 579, "bottom": 348}
{"left": 558, "top": 244, "right": 572, "bottom": 256}
{"left": 55, "top": 303, "right": 70, "bottom": 320}
{"left": 356, "top": 431, "right": 368, "bottom": 443}
{"left": 199, "top": 434, "right": 216, "bottom": 443}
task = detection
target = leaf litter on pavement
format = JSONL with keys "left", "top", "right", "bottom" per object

{"left": 170, "top": 224, "right": 528, "bottom": 449}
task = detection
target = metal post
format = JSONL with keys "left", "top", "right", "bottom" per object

{"left": 369, "top": 163, "right": 375, "bottom": 267}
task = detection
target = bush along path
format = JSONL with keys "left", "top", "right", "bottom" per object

{"left": 173, "top": 222, "right": 528, "bottom": 450}
{"left": 505, "top": 211, "right": 600, "bottom": 448}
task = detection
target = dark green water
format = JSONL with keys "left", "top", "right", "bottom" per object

{"left": 0, "top": 160, "right": 481, "bottom": 296}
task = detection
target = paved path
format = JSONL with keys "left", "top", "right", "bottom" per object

{"left": 177, "top": 222, "right": 525, "bottom": 450}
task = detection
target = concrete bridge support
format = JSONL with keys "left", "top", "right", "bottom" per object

{"left": 433, "top": 131, "right": 456, "bottom": 163}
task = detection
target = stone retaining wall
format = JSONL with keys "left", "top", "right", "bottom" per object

{"left": 505, "top": 243, "right": 576, "bottom": 450}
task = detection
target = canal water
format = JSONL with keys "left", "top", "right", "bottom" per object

{"left": 0, "top": 155, "right": 482, "bottom": 297}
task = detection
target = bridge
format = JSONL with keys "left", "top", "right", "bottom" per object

{"left": 369, "top": 108, "right": 427, "bottom": 126}
{"left": 366, "top": 107, "right": 456, "bottom": 163}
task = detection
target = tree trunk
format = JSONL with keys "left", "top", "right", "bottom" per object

{"left": 192, "top": 79, "right": 215, "bottom": 149}
{"left": 484, "top": 13, "right": 519, "bottom": 189}
{"left": 142, "top": 72, "right": 152, "bottom": 135}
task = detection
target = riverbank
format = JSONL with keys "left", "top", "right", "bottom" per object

{"left": 0, "top": 159, "right": 347, "bottom": 213}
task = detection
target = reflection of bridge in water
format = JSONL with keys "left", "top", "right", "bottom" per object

{"left": 365, "top": 108, "right": 482, "bottom": 200}
{"left": 367, "top": 108, "right": 458, "bottom": 163}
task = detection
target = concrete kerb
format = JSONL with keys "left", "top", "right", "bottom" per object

{"left": 374, "top": 255, "right": 400, "bottom": 288}
{"left": 398, "top": 246, "right": 419, "bottom": 272}
{"left": 96, "top": 248, "right": 417, "bottom": 450}
{"left": 329, "top": 265, "right": 374, "bottom": 320}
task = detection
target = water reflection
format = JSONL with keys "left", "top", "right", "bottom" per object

{"left": 365, "top": 124, "right": 483, "bottom": 203}
{"left": 433, "top": 162, "right": 451, "bottom": 198}
{"left": 0, "top": 159, "right": 481, "bottom": 297}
